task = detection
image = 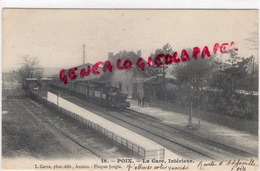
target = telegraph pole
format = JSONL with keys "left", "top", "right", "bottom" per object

{"left": 83, "top": 44, "right": 85, "bottom": 64}
{"left": 163, "top": 63, "right": 167, "bottom": 102}
{"left": 189, "top": 95, "right": 193, "bottom": 127}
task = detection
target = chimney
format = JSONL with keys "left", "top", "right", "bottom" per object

{"left": 108, "top": 52, "right": 113, "bottom": 59}
{"left": 137, "top": 50, "right": 141, "bottom": 57}
{"left": 83, "top": 44, "right": 85, "bottom": 64}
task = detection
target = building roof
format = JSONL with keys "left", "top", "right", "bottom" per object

{"left": 25, "top": 78, "right": 53, "bottom": 81}
{"left": 25, "top": 78, "right": 38, "bottom": 81}
{"left": 98, "top": 50, "right": 152, "bottom": 82}
{"left": 88, "top": 77, "right": 111, "bottom": 84}
{"left": 144, "top": 76, "right": 179, "bottom": 85}
{"left": 132, "top": 77, "right": 150, "bottom": 83}
{"left": 107, "top": 51, "right": 141, "bottom": 66}
{"left": 41, "top": 78, "right": 52, "bottom": 81}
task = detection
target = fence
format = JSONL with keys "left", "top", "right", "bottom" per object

{"left": 30, "top": 92, "right": 164, "bottom": 159}
{"left": 150, "top": 99, "right": 258, "bottom": 134}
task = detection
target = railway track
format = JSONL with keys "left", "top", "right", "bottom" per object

{"left": 48, "top": 87, "right": 243, "bottom": 161}
{"left": 124, "top": 109, "right": 258, "bottom": 158}
{"left": 6, "top": 81, "right": 106, "bottom": 159}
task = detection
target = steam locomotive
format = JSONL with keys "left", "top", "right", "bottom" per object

{"left": 50, "top": 79, "right": 130, "bottom": 110}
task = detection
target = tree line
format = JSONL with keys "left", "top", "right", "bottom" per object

{"left": 149, "top": 43, "right": 258, "bottom": 120}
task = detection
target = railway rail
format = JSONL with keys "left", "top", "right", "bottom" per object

{"left": 48, "top": 87, "right": 251, "bottom": 161}
{"left": 6, "top": 81, "right": 106, "bottom": 159}
{"left": 123, "top": 109, "right": 258, "bottom": 158}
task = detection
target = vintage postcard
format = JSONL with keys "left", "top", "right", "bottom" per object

{"left": 2, "top": 9, "right": 259, "bottom": 171}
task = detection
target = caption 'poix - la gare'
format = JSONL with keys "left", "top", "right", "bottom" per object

{"left": 59, "top": 42, "right": 238, "bottom": 84}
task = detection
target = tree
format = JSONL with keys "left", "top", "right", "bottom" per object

{"left": 173, "top": 49, "right": 217, "bottom": 126}
{"left": 174, "top": 48, "right": 216, "bottom": 94}
{"left": 244, "top": 27, "right": 258, "bottom": 92}
{"left": 18, "top": 55, "right": 44, "bottom": 80}
{"left": 210, "top": 50, "right": 252, "bottom": 94}
{"left": 150, "top": 43, "right": 174, "bottom": 101}
{"left": 209, "top": 50, "right": 257, "bottom": 119}
{"left": 245, "top": 30, "right": 258, "bottom": 50}
{"left": 150, "top": 43, "right": 173, "bottom": 74}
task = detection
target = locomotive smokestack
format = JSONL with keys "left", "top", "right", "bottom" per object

{"left": 137, "top": 50, "right": 141, "bottom": 57}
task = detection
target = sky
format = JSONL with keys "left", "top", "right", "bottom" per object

{"left": 2, "top": 9, "right": 258, "bottom": 72}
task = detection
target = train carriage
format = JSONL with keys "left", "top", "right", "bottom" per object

{"left": 49, "top": 78, "right": 130, "bottom": 110}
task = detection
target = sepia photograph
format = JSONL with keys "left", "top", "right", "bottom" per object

{"left": 2, "top": 9, "right": 259, "bottom": 170}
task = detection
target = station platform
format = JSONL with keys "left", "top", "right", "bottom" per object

{"left": 47, "top": 92, "right": 180, "bottom": 159}
{"left": 127, "top": 99, "right": 258, "bottom": 156}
